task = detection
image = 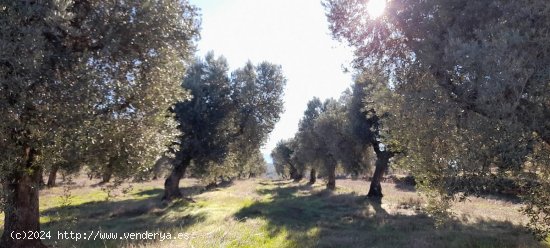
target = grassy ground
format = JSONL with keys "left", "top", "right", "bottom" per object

{"left": 1, "top": 177, "right": 548, "bottom": 247}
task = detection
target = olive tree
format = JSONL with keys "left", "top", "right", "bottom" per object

{"left": 163, "top": 52, "right": 234, "bottom": 200}
{"left": 325, "top": 0, "right": 550, "bottom": 237}
{"left": 348, "top": 77, "right": 397, "bottom": 197}
{"left": 164, "top": 59, "right": 285, "bottom": 200}
{"left": 271, "top": 139, "right": 303, "bottom": 181}
{"left": 222, "top": 61, "right": 285, "bottom": 181}
{"left": 0, "top": 1, "right": 199, "bottom": 247}
{"left": 291, "top": 96, "right": 361, "bottom": 190}
{"left": 292, "top": 97, "right": 324, "bottom": 183}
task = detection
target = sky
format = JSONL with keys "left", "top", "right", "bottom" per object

{"left": 189, "top": 0, "right": 354, "bottom": 163}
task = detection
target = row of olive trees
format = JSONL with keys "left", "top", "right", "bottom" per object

{"left": 1, "top": 2, "right": 285, "bottom": 247}
{"left": 272, "top": 78, "right": 394, "bottom": 196}
{"left": 0, "top": 1, "right": 200, "bottom": 247}
{"left": 325, "top": 0, "right": 550, "bottom": 239}
{"left": 163, "top": 52, "right": 285, "bottom": 200}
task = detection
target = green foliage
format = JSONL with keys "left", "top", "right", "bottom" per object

{"left": 226, "top": 61, "right": 285, "bottom": 179}
{"left": 311, "top": 98, "right": 351, "bottom": 174}
{"left": 326, "top": 0, "right": 550, "bottom": 238}
{"left": 286, "top": 96, "right": 359, "bottom": 185}
{"left": 271, "top": 139, "right": 300, "bottom": 179}
{"left": 282, "top": 76, "right": 397, "bottom": 191}
{"left": 175, "top": 52, "right": 235, "bottom": 175}
{"left": 176, "top": 54, "right": 285, "bottom": 184}
{"left": 0, "top": 0, "right": 199, "bottom": 221}
{"left": 0, "top": 0, "right": 200, "bottom": 176}
{"left": 80, "top": 0, "right": 201, "bottom": 180}
{"left": 289, "top": 98, "right": 325, "bottom": 178}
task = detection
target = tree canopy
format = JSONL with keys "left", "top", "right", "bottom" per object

{"left": 275, "top": 92, "right": 381, "bottom": 191}
{"left": 163, "top": 53, "right": 286, "bottom": 200}
{"left": 0, "top": 1, "right": 199, "bottom": 246}
{"left": 325, "top": 0, "right": 550, "bottom": 238}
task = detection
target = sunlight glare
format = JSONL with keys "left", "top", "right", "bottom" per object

{"left": 367, "top": 0, "right": 386, "bottom": 19}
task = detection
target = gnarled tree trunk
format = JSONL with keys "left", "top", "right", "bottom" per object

{"left": 308, "top": 168, "right": 316, "bottom": 184}
{"left": 162, "top": 157, "right": 190, "bottom": 201}
{"left": 367, "top": 150, "right": 392, "bottom": 198}
{"left": 1, "top": 148, "right": 47, "bottom": 248}
{"left": 326, "top": 159, "right": 336, "bottom": 190}
{"left": 101, "top": 161, "right": 114, "bottom": 184}
{"left": 289, "top": 163, "right": 303, "bottom": 182}
{"left": 47, "top": 164, "right": 59, "bottom": 187}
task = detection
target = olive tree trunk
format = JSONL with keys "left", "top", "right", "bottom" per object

{"left": 162, "top": 157, "right": 191, "bottom": 201}
{"left": 1, "top": 148, "right": 47, "bottom": 248}
{"left": 47, "top": 164, "right": 59, "bottom": 187}
{"left": 326, "top": 159, "right": 336, "bottom": 190}
{"left": 308, "top": 168, "right": 316, "bottom": 184}
{"left": 101, "top": 161, "right": 114, "bottom": 184}
{"left": 289, "top": 163, "right": 303, "bottom": 182}
{"left": 367, "top": 150, "right": 392, "bottom": 198}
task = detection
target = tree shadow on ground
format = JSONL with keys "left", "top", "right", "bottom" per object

{"left": 394, "top": 182, "right": 416, "bottom": 192}
{"left": 258, "top": 179, "right": 294, "bottom": 186}
{"left": 40, "top": 186, "right": 206, "bottom": 248}
{"left": 134, "top": 184, "right": 206, "bottom": 199}
{"left": 235, "top": 182, "right": 544, "bottom": 248}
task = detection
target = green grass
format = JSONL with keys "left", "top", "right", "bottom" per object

{"left": 0, "top": 178, "right": 548, "bottom": 247}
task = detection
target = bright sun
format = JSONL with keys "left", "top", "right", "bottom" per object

{"left": 367, "top": 0, "right": 386, "bottom": 19}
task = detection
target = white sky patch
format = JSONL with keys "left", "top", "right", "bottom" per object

{"left": 191, "top": 0, "right": 353, "bottom": 163}
{"left": 367, "top": 0, "right": 386, "bottom": 19}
